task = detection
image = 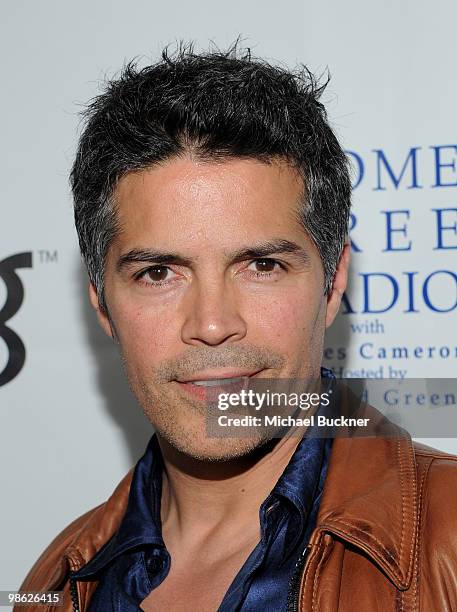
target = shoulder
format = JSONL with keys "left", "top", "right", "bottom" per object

{"left": 413, "top": 440, "right": 457, "bottom": 504}
{"left": 19, "top": 504, "right": 104, "bottom": 592}
{"left": 19, "top": 469, "right": 134, "bottom": 592}
{"left": 413, "top": 442, "right": 457, "bottom": 571}
{"left": 413, "top": 440, "right": 457, "bottom": 483}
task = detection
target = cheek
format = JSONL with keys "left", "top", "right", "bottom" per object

{"left": 110, "top": 298, "right": 181, "bottom": 364}
{"left": 248, "top": 289, "right": 324, "bottom": 350}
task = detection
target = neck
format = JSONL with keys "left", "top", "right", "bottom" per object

{"left": 156, "top": 434, "right": 302, "bottom": 551}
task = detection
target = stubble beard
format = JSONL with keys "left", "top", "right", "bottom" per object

{"left": 123, "top": 363, "right": 273, "bottom": 462}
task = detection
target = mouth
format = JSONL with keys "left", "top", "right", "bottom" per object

{"left": 175, "top": 370, "right": 264, "bottom": 401}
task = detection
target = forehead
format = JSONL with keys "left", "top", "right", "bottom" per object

{"left": 112, "top": 156, "right": 308, "bottom": 250}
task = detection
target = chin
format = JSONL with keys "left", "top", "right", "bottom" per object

{"left": 157, "top": 424, "right": 271, "bottom": 462}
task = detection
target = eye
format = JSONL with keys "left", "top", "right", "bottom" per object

{"left": 135, "top": 265, "right": 178, "bottom": 286}
{"left": 244, "top": 258, "right": 286, "bottom": 279}
{"left": 247, "top": 258, "right": 281, "bottom": 273}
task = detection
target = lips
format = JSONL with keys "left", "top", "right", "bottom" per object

{"left": 177, "top": 368, "right": 264, "bottom": 384}
{"left": 190, "top": 376, "right": 248, "bottom": 387}
{"left": 175, "top": 370, "right": 263, "bottom": 401}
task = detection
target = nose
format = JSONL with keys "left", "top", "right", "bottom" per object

{"left": 180, "top": 278, "right": 247, "bottom": 346}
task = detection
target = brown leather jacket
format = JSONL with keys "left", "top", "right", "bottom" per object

{"left": 17, "top": 432, "right": 457, "bottom": 611}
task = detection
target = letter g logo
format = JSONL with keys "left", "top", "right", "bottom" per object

{"left": 0, "top": 252, "right": 32, "bottom": 386}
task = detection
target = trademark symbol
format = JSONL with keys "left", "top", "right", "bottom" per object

{"left": 38, "top": 249, "right": 58, "bottom": 264}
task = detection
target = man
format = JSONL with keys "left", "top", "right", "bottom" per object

{"left": 18, "top": 45, "right": 457, "bottom": 611}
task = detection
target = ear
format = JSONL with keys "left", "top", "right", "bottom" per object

{"left": 88, "top": 282, "right": 114, "bottom": 339}
{"left": 325, "top": 242, "right": 350, "bottom": 328}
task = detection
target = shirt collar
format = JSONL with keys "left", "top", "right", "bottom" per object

{"left": 263, "top": 433, "right": 329, "bottom": 555}
{"left": 74, "top": 367, "right": 334, "bottom": 579}
{"left": 272, "top": 366, "right": 334, "bottom": 512}
{"left": 73, "top": 434, "right": 164, "bottom": 578}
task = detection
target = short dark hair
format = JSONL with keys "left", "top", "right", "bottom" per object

{"left": 71, "top": 43, "right": 351, "bottom": 312}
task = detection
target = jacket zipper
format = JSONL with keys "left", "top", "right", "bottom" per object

{"left": 69, "top": 576, "right": 80, "bottom": 612}
{"left": 286, "top": 545, "right": 311, "bottom": 612}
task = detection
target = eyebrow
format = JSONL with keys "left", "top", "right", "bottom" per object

{"left": 229, "top": 239, "right": 310, "bottom": 265}
{"left": 116, "top": 239, "right": 310, "bottom": 272}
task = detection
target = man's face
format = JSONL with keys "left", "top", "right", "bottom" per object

{"left": 91, "top": 157, "right": 348, "bottom": 460}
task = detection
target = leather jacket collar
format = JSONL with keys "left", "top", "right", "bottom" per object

{"left": 33, "top": 415, "right": 418, "bottom": 597}
{"left": 313, "top": 432, "right": 416, "bottom": 590}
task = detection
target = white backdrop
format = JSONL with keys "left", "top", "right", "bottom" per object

{"left": 1, "top": 0, "right": 456, "bottom": 594}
